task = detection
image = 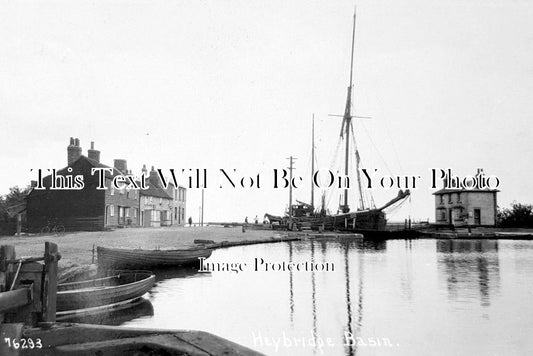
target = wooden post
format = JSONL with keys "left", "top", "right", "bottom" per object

{"left": 41, "top": 242, "right": 59, "bottom": 322}
{"left": 16, "top": 213, "right": 21, "bottom": 236}
{"left": 1, "top": 243, "right": 60, "bottom": 325}
{"left": 0, "top": 245, "right": 16, "bottom": 323}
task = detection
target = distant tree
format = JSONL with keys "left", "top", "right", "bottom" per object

{"left": 0, "top": 185, "right": 31, "bottom": 235}
{"left": 497, "top": 202, "right": 533, "bottom": 228}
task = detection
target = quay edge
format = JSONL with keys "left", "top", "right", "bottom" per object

{"left": 2, "top": 322, "right": 264, "bottom": 356}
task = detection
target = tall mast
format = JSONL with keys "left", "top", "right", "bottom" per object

{"left": 287, "top": 156, "right": 296, "bottom": 217}
{"left": 310, "top": 114, "right": 315, "bottom": 208}
{"left": 340, "top": 9, "right": 357, "bottom": 214}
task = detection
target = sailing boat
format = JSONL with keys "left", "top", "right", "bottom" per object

{"left": 319, "top": 10, "right": 410, "bottom": 233}
{"left": 268, "top": 10, "right": 410, "bottom": 234}
{"left": 318, "top": 10, "right": 410, "bottom": 233}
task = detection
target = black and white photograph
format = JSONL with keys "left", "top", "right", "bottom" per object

{"left": 1, "top": 0, "right": 532, "bottom": 355}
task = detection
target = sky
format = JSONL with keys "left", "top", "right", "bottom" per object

{"left": 1, "top": 0, "right": 532, "bottom": 223}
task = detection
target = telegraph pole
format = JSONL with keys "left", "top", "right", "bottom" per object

{"left": 201, "top": 188, "right": 204, "bottom": 226}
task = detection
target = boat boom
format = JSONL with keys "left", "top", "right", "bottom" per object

{"left": 377, "top": 189, "right": 410, "bottom": 211}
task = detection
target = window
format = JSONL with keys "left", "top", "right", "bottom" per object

{"left": 448, "top": 194, "right": 452, "bottom": 203}
{"left": 159, "top": 198, "right": 162, "bottom": 205}
{"left": 144, "top": 196, "right": 148, "bottom": 205}
{"left": 110, "top": 187, "right": 114, "bottom": 196}
{"left": 457, "top": 193, "right": 461, "bottom": 203}
{"left": 439, "top": 195, "right": 444, "bottom": 204}
{"left": 126, "top": 208, "right": 130, "bottom": 217}
{"left": 133, "top": 208, "right": 137, "bottom": 217}
{"left": 127, "top": 191, "right": 130, "bottom": 199}
{"left": 109, "top": 205, "right": 115, "bottom": 217}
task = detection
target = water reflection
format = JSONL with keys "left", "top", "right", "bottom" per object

{"left": 360, "top": 239, "right": 387, "bottom": 252}
{"left": 342, "top": 241, "right": 355, "bottom": 356}
{"left": 114, "top": 238, "right": 533, "bottom": 356}
{"left": 289, "top": 241, "right": 294, "bottom": 325}
{"left": 310, "top": 240, "right": 317, "bottom": 350}
{"left": 437, "top": 240, "right": 500, "bottom": 307}
{"left": 150, "top": 266, "right": 206, "bottom": 282}
{"left": 58, "top": 298, "right": 154, "bottom": 325}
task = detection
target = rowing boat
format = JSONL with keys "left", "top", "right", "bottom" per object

{"left": 97, "top": 246, "right": 213, "bottom": 269}
{"left": 56, "top": 270, "right": 155, "bottom": 313}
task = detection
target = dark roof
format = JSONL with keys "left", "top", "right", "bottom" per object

{"left": 27, "top": 155, "right": 126, "bottom": 198}
{"left": 82, "top": 156, "right": 126, "bottom": 178}
{"left": 5, "top": 202, "right": 27, "bottom": 217}
{"left": 433, "top": 188, "right": 499, "bottom": 195}
{"left": 140, "top": 182, "right": 172, "bottom": 199}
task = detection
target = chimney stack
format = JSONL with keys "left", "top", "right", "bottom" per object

{"left": 114, "top": 159, "right": 128, "bottom": 174}
{"left": 149, "top": 165, "right": 160, "bottom": 187}
{"left": 67, "top": 137, "right": 82, "bottom": 166}
{"left": 87, "top": 141, "right": 101, "bottom": 163}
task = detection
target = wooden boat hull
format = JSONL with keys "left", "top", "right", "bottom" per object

{"left": 97, "top": 246, "right": 213, "bottom": 269}
{"left": 56, "top": 271, "right": 155, "bottom": 312}
{"left": 288, "top": 209, "right": 386, "bottom": 232}
{"left": 56, "top": 297, "right": 154, "bottom": 323}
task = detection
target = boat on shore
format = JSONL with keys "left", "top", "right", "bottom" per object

{"left": 56, "top": 270, "right": 155, "bottom": 314}
{"left": 97, "top": 246, "right": 212, "bottom": 269}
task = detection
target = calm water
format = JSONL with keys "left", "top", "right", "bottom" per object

{"left": 116, "top": 238, "right": 533, "bottom": 355}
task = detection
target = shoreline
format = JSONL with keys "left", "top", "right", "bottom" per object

{"left": 2, "top": 225, "right": 532, "bottom": 282}
{"left": 0, "top": 226, "right": 294, "bottom": 281}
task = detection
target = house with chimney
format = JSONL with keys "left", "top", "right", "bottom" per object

{"left": 433, "top": 169, "right": 499, "bottom": 227}
{"left": 139, "top": 165, "right": 172, "bottom": 227}
{"left": 173, "top": 185, "right": 187, "bottom": 226}
{"left": 139, "top": 165, "right": 187, "bottom": 227}
{"left": 26, "top": 138, "right": 140, "bottom": 231}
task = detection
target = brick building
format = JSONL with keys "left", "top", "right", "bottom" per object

{"left": 139, "top": 165, "right": 173, "bottom": 227}
{"left": 26, "top": 138, "right": 140, "bottom": 231}
{"left": 433, "top": 169, "right": 498, "bottom": 226}
{"left": 172, "top": 185, "right": 187, "bottom": 226}
{"left": 139, "top": 165, "right": 187, "bottom": 227}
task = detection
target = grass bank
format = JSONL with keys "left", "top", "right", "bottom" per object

{"left": 0, "top": 226, "right": 285, "bottom": 280}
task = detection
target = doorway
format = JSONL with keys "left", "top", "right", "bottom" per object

{"left": 474, "top": 209, "right": 481, "bottom": 225}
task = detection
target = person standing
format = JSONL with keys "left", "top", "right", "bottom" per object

{"left": 188, "top": 216, "right": 193, "bottom": 227}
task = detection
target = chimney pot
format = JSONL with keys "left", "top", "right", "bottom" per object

{"left": 88, "top": 141, "right": 100, "bottom": 163}
{"left": 149, "top": 166, "right": 160, "bottom": 187}
{"left": 67, "top": 137, "right": 82, "bottom": 165}
{"left": 114, "top": 159, "right": 128, "bottom": 174}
